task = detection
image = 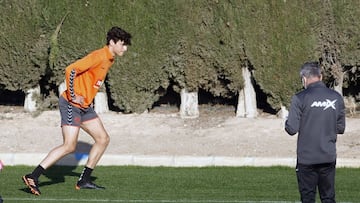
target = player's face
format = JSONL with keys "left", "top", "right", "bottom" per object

{"left": 113, "top": 40, "right": 128, "bottom": 57}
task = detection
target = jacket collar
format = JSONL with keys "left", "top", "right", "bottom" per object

{"left": 307, "top": 81, "right": 325, "bottom": 88}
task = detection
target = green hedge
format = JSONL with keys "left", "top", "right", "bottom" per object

{"left": 166, "top": 0, "right": 245, "bottom": 97}
{"left": 332, "top": 0, "right": 360, "bottom": 92}
{"left": 0, "top": 0, "right": 44, "bottom": 91}
{"left": 0, "top": 0, "right": 359, "bottom": 112}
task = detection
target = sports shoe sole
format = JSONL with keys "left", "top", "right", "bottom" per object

{"left": 75, "top": 182, "right": 105, "bottom": 190}
{"left": 22, "top": 176, "right": 41, "bottom": 196}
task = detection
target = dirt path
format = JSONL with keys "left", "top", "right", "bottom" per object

{"left": 1, "top": 107, "right": 359, "bottom": 161}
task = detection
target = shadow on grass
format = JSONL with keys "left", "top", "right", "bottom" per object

{"left": 40, "top": 165, "right": 81, "bottom": 187}
{"left": 20, "top": 141, "right": 99, "bottom": 193}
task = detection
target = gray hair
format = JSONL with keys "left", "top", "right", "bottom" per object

{"left": 300, "top": 62, "right": 322, "bottom": 78}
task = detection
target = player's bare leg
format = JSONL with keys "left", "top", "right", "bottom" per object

{"left": 40, "top": 126, "right": 80, "bottom": 168}
{"left": 81, "top": 117, "right": 110, "bottom": 168}
{"left": 75, "top": 117, "right": 110, "bottom": 190}
{"left": 22, "top": 126, "right": 80, "bottom": 195}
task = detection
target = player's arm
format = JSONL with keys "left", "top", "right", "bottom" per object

{"left": 65, "top": 54, "right": 99, "bottom": 104}
{"left": 285, "top": 95, "right": 301, "bottom": 136}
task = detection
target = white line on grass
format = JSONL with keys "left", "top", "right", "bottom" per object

{"left": 5, "top": 198, "right": 354, "bottom": 203}
{"left": 2, "top": 198, "right": 306, "bottom": 203}
{"left": 2, "top": 198, "right": 355, "bottom": 203}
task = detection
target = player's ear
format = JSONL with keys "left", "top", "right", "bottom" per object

{"left": 109, "top": 39, "right": 115, "bottom": 46}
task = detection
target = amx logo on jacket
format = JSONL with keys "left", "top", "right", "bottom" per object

{"left": 311, "top": 99, "right": 337, "bottom": 110}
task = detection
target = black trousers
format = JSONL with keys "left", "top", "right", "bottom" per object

{"left": 296, "top": 161, "right": 336, "bottom": 203}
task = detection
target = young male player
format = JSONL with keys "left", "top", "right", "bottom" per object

{"left": 22, "top": 26, "right": 132, "bottom": 195}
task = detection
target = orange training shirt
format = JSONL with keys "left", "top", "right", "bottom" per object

{"left": 61, "top": 46, "right": 114, "bottom": 108}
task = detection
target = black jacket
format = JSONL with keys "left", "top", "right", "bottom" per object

{"left": 285, "top": 81, "right": 346, "bottom": 165}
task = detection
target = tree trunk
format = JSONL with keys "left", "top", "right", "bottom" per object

{"left": 237, "top": 89, "right": 246, "bottom": 117}
{"left": 277, "top": 105, "right": 289, "bottom": 119}
{"left": 334, "top": 70, "right": 344, "bottom": 96}
{"left": 94, "top": 91, "right": 109, "bottom": 114}
{"left": 236, "top": 67, "right": 258, "bottom": 118}
{"left": 24, "top": 85, "right": 40, "bottom": 112}
{"left": 180, "top": 88, "right": 199, "bottom": 118}
{"left": 58, "top": 80, "right": 66, "bottom": 96}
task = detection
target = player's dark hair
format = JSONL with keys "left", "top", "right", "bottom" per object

{"left": 300, "top": 61, "right": 321, "bottom": 78}
{"left": 106, "top": 26, "right": 132, "bottom": 46}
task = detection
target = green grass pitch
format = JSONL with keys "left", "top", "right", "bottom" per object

{"left": 0, "top": 166, "right": 359, "bottom": 202}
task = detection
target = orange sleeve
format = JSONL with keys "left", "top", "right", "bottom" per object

{"left": 62, "top": 46, "right": 113, "bottom": 108}
{"left": 64, "top": 52, "right": 101, "bottom": 101}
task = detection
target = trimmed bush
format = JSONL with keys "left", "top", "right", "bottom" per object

{"left": 0, "top": 0, "right": 359, "bottom": 112}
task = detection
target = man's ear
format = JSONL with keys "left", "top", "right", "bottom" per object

{"left": 319, "top": 74, "right": 323, "bottom": 81}
{"left": 302, "top": 77, "right": 307, "bottom": 88}
{"left": 109, "top": 39, "right": 115, "bottom": 45}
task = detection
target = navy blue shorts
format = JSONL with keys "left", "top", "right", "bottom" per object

{"left": 59, "top": 96, "right": 98, "bottom": 127}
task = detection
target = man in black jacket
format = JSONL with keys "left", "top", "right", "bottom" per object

{"left": 285, "top": 62, "right": 346, "bottom": 203}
